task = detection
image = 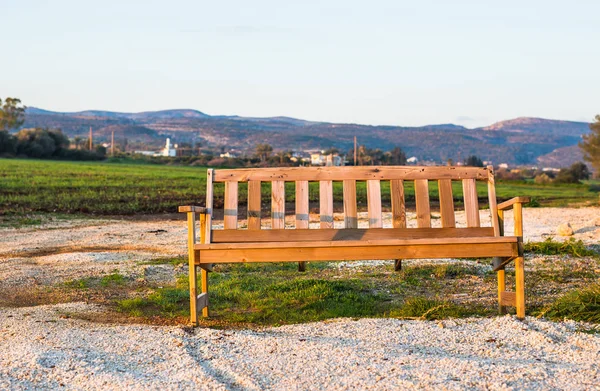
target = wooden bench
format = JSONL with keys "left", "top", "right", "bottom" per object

{"left": 179, "top": 166, "right": 529, "bottom": 325}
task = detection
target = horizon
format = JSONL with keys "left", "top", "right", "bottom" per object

{"left": 2, "top": 0, "right": 599, "bottom": 127}
{"left": 26, "top": 105, "right": 592, "bottom": 129}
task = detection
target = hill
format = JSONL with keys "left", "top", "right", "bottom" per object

{"left": 22, "top": 108, "right": 591, "bottom": 166}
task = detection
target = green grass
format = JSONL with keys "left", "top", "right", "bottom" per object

{"left": 115, "top": 262, "right": 490, "bottom": 325}
{"left": 1, "top": 159, "right": 598, "bottom": 216}
{"left": 524, "top": 238, "right": 598, "bottom": 257}
{"left": 540, "top": 284, "right": 600, "bottom": 323}
{"left": 63, "top": 272, "right": 126, "bottom": 289}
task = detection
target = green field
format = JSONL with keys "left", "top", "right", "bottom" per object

{"left": 0, "top": 159, "right": 598, "bottom": 216}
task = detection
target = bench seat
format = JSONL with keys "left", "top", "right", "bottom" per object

{"left": 194, "top": 236, "right": 520, "bottom": 264}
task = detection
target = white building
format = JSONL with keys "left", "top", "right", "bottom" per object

{"left": 134, "top": 138, "right": 177, "bottom": 157}
{"left": 407, "top": 157, "right": 418, "bottom": 164}
{"left": 161, "top": 138, "right": 177, "bottom": 157}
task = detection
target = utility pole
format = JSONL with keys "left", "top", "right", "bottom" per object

{"left": 111, "top": 130, "right": 115, "bottom": 156}
{"left": 354, "top": 136, "right": 357, "bottom": 166}
{"left": 89, "top": 126, "right": 93, "bottom": 150}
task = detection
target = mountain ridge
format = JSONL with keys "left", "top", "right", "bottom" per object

{"left": 22, "top": 107, "right": 591, "bottom": 166}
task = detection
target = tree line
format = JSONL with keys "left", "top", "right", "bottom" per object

{"left": 0, "top": 98, "right": 105, "bottom": 160}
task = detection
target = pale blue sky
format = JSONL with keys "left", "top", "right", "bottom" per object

{"left": 1, "top": 0, "right": 598, "bottom": 127}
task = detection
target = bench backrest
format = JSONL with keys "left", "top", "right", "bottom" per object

{"left": 203, "top": 166, "right": 500, "bottom": 243}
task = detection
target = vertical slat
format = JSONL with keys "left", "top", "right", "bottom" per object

{"left": 271, "top": 180, "right": 285, "bottom": 229}
{"left": 199, "top": 213, "right": 209, "bottom": 318}
{"left": 295, "top": 181, "right": 309, "bottom": 229}
{"left": 247, "top": 180, "right": 262, "bottom": 230}
{"left": 462, "top": 178, "right": 480, "bottom": 227}
{"left": 390, "top": 179, "right": 406, "bottom": 228}
{"left": 487, "top": 167, "right": 500, "bottom": 236}
{"left": 367, "top": 180, "right": 382, "bottom": 228}
{"left": 205, "top": 169, "right": 214, "bottom": 243}
{"left": 187, "top": 211, "right": 198, "bottom": 325}
{"left": 438, "top": 179, "right": 455, "bottom": 228}
{"left": 319, "top": 180, "right": 334, "bottom": 228}
{"left": 296, "top": 180, "right": 309, "bottom": 272}
{"left": 224, "top": 181, "right": 238, "bottom": 230}
{"left": 343, "top": 180, "right": 357, "bottom": 229}
{"left": 414, "top": 179, "right": 431, "bottom": 228}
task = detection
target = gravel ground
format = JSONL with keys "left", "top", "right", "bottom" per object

{"left": 1, "top": 207, "right": 599, "bottom": 390}
{"left": 1, "top": 303, "right": 599, "bottom": 391}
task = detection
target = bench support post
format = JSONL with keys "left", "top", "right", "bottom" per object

{"left": 199, "top": 213, "right": 209, "bottom": 318}
{"left": 497, "top": 268, "right": 507, "bottom": 314}
{"left": 394, "top": 259, "right": 402, "bottom": 271}
{"left": 186, "top": 211, "right": 199, "bottom": 326}
{"left": 298, "top": 261, "right": 306, "bottom": 272}
{"left": 515, "top": 256, "right": 525, "bottom": 319}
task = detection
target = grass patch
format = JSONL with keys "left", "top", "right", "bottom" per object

{"left": 540, "top": 284, "right": 600, "bottom": 323}
{"left": 390, "top": 297, "right": 471, "bottom": 320}
{"left": 1, "top": 159, "right": 598, "bottom": 216}
{"left": 525, "top": 238, "right": 598, "bottom": 257}
{"left": 63, "top": 278, "right": 92, "bottom": 289}
{"left": 114, "top": 262, "right": 490, "bottom": 325}
{"left": 100, "top": 273, "right": 126, "bottom": 287}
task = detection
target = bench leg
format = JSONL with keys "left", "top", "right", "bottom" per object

{"left": 515, "top": 256, "right": 525, "bottom": 320}
{"left": 497, "top": 268, "right": 507, "bottom": 315}
{"left": 298, "top": 261, "right": 306, "bottom": 272}
{"left": 394, "top": 259, "right": 402, "bottom": 271}
{"left": 189, "top": 264, "right": 198, "bottom": 326}
{"left": 201, "top": 268, "right": 209, "bottom": 317}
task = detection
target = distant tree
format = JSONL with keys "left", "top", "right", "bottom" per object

{"left": 579, "top": 115, "right": 600, "bottom": 175}
{"left": 388, "top": 146, "right": 407, "bottom": 165}
{"left": 15, "top": 128, "right": 69, "bottom": 158}
{"left": 255, "top": 143, "right": 273, "bottom": 162}
{"left": 323, "top": 147, "right": 339, "bottom": 155}
{"left": 446, "top": 158, "right": 454, "bottom": 166}
{"left": 554, "top": 161, "right": 590, "bottom": 184}
{"left": 464, "top": 155, "right": 484, "bottom": 167}
{"left": 0, "top": 97, "right": 25, "bottom": 155}
{"left": 95, "top": 145, "right": 107, "bottom": 157}
{"left": 0, "top": 97, "right": 26, "bottom": 131}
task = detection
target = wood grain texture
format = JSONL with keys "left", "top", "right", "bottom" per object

{"left": 515, "top": 256, "right": 525, "bottom": 319}
{"left": 500, "top": 291, "right": 516, "bottom": 307}
{"left": 271, "top": 180, "right": 285, "bottom": 229}
{"left": 487, "top": 167, "right": 500, "bottom": 236}
{"left": 390, "top": 179, "right": 406, "bottom": 228}
{"left": 212, "top": 227, "right": 495, "bottom": 243}
{"left": 198, "top": 236, "right": 518, "bottom": 250}
{"left": 319, "top": 180, "right": 334, "bottom": 229}
{"left": 247, "top": 180, "right": 262, "bottom": 230}
{"left": 197, "top": 242, "right": 517, "bottom": 264}
{"left": 462, "top": 178, "right": 480, "bottom": 228}
{"left": 438, "top": 179, "right": 455, "bottom": 228}
{"left": 343, "top": 180, "right": 357, "bottom": 229}
{"left": 204, "top": 169, "right": 214, "bottom": 243}
{"left": 213, "top": 166, "right": 490, "bottom": 182}
{"left": 295, "top": 181, "right": 309, "bottom": 229}
{"left": 414, "top": 179, "right": 431, "bottom": 228}
{"left": 367, "top": 180, "right": 382, "bottom": 228}
{"left": 224, "top": 181, "right": 238, "bottom": 230}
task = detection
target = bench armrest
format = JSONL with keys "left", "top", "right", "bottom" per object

{"left": 497, "top": 197, "right": 530, "bottom": 211}
{"left": 178, "top": 206, "right": 208, "bottom": 214}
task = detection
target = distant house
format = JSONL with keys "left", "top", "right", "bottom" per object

{"left": 310, "top": 152, "right": 343, "bottom": 166}
{"left": 220, "top": 151, "right": 239, "bottom": 158}
{"left": 407, "top": 157, "right": 418, "bottom": 164}
{"left": 498, "top": 163, "right": 509, "bottom": 169}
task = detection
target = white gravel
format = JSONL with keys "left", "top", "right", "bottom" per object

{"left": 1, "top": 207, "right": 599, "bottom": 389}
{"left": 1, "top": 303, "right": 599, "bottom": 390}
